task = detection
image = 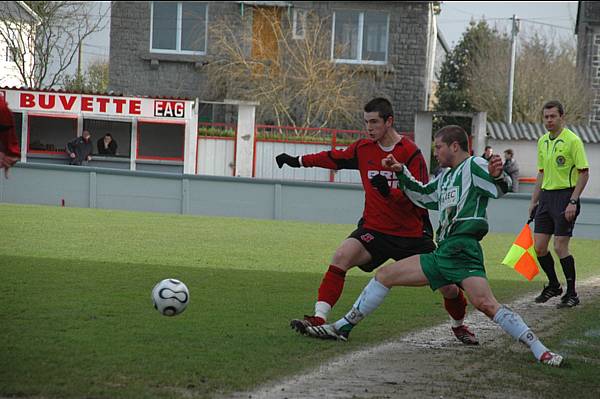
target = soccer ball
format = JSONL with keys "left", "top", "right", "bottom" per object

{"left": 152, "top": 278, "right": 189, "bottom": 316}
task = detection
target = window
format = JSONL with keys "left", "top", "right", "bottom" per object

{"left": 13, "top": 112, "right": 22, "bottom": 148}
{"left": 83, "top": 118, "right": 132, "bottom": 157}
{"left": 151, "top": 2, "right": 208, "bottom": 54}
{"left": 5, "top": 46, "right": 15, "bottom": 62}
{"left": 28, "top": 115, "right": 77, "bottom": 153}
{"left": 292, "top": 9, "right": 306, "bottom": 40}
{"left": 332, "top": 10, "right": 388, "bottom": 64}
{"left": 137, "top": 121, "right": 185, "bottom": 160}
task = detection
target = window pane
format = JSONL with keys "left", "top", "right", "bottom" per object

{"left": 14, "top": 112, "right": 22, "bottom": 148}
{"left": 181, "top": 2, "right": 206, "bottom": 52}
{"left": 293, "top": 9, "right": 306, "bottom": 38}
{"left": 362, "top": 12, "right": 388, "bottom": 62}
{"left": 334, "top": 10, "right": 359, "bottom": 60}
{"left": 28, "top": 116, "right": 76, "bottom": 152}
{"left": 84, "top": 119, "right": 132, "bottom": 158}
{"left": 152, "top": 2, "right": 177, "bottom": 50}
{"left": 138, "top": 122, "right": 185, "bottom": 159}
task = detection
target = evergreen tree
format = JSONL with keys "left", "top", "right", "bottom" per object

{"left": 434, "top": 20, "right": 506, "bottom": 131}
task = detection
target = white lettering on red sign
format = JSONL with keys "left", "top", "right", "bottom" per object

{"left": 154, "top": 100, "right": 185, "bottom": 118}
{"left": 18, "top": 92, "right": 142, "bottom": 115}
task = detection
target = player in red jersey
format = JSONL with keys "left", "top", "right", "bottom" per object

{"left": 276, "top": 98, "right": 478, "bottom": 344}
{"left": 0, "top": 96, "right": 20, "bottom": 177}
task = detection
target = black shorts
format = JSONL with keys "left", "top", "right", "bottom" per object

{"left": 349, "top": 226, "right": 436, "bottom": 272}
{"left": 534, "top": 188, "right": 580, "bottom": 237}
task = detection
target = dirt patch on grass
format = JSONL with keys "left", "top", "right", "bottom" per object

{"left": 225, "top": 276, "right": 600, "bottom": 399}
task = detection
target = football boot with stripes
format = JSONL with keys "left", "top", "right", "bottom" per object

{"left": 539, "top": 351, "right": 564, "bottom": 367}
{"left": 304, "top": 323, "right": 350, "bottom": 341}
{"left": 451, "top": 324, "right": 479, "bottom": 345}
{"left": 290, "top": 315, "right": 325, "bottom": 335}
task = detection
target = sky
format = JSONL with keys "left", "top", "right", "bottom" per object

{"left": 81, "top": 2, "right": 579, "bottom": 72}
{"left": 437, "top": 1, "right": 579, "bottom": 49}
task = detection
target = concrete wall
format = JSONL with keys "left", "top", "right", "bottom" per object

{"left": 2, "top": 163, "right": 598, "bottom": 239}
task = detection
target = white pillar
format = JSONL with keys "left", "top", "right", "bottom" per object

{"left": 233, "top": 102, "right": 258, "bottom": 177}
{"left": 183, "top": 98, "right": 199, "bottom": 175}
{"left": 414, "top": 111, "right": 433, "bottom": 171}
{"left": 471, "top": 112, "right": 487, "bottom": 158}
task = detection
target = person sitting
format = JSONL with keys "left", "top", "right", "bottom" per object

{"left": 97, "top": 133, "right": 118, "bottom": 156}
{"left": 503, "top": 148, "right": 519, "bottom": 192}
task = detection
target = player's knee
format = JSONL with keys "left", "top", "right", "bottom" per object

{"left": 553, "top": 241, "right": 569, "bottom": 258}
{"left": 438, "top": 284, "right": 459, "bottom": 299}
{"left": 375, "top": 265, "right": 394, "bottom": 286}
{"left": 534, "top": 243, "right": 548, "bottom": 257}
{"left": 331, "top": 248, "right": 351, "bottom": 268}
{"left": 472, "top": 297, "right": 497, "bottom": 317}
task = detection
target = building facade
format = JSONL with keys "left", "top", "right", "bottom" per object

{"left": 109, "top": 1, "right": 439, "bottom": 131}
{"left": 576, "top": 1, "right": 600, "bottom": 126}
{"left": 0, "top": 1, "right": 39, "bottom": 88}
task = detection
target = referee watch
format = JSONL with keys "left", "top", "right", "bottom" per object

{"left": 569, "top": 199, "right": 578, "bottom": 205}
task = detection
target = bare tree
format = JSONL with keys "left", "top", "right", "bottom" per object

{"left": 0, "top": 1, "right": 108, "bottom": 89}
{"left": 205, "top": 9, "right": 377, "bottom": 129}
{"left": 466, "top": 27, "right": 591, "bottom": 124}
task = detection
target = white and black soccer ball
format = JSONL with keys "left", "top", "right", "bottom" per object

{"left": 152, "top": 278, "right": 189, "bottom": 316}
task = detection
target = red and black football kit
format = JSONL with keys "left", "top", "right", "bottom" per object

{"left": 300, "top": 136, "right": 435, "bottom": 271}
{"left": 0, "top": 97, "right": 20, "bottom": 158}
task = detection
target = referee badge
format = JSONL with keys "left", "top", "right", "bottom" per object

{"left": 555, "top": 155, "right": 565, "bottom": 166}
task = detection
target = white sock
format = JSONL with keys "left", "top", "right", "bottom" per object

{"left": 451, "top": 317, "right": 464, "bottom": 328}
{"left": 493, "top": 305, "right": 548, "bottom": 360}
{"left": 314, "top": 301, "right": 331, "bottom": 321}
{"left": 333, "top": 278, "right": 390, "bottom": 330}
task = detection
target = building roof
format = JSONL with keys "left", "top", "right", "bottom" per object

{"left": 487, "top": 121, "right": 600, "bottom": 144}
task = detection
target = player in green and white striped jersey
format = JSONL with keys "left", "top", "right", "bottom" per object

{"left": 305, "top": 125, "right": 564, "bottom": 367}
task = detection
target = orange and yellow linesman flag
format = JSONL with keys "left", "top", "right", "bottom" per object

{"left": 502, "top": 224, "right": 540, "bottom": 280}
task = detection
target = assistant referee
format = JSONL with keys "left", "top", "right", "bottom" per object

{"left": 529, "top": 100, "right": 589, "bottom": 308}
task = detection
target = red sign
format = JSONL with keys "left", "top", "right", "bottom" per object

{"left": 18, "top": 92, "right": 142, "bottom": 115}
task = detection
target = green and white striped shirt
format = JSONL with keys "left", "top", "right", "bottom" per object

{"left": 396, "top": 156, "right": 510, "bottom": 243}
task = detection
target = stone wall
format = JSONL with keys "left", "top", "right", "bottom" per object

{"left": 109, "top": 1, "right": 432, "bottom": 131}
{"left": 577, "top": 1, "right": 600, "bottom": 126}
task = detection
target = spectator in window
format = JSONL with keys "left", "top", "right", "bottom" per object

{"left": 0, "top": 96, "right": 20, "bottom": 177}
{"left": 97, "top": 133, "right": 118, "bottom": 156}
{"left": 481, "top": 145, "right": 493, "bottom": 161}
{"left": 67, "top": 130, "right": 93, "bottom": 165}
{"left": 503, "top": 148, "right": 519, "bottom": 192}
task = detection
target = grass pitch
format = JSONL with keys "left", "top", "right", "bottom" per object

{"left": 1, "top": 203, "right": 598, "bottom": 398}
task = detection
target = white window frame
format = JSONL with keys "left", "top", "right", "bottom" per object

{"left": 149, "top": 1, "right": 208, "bottom": 55}
{"left": 331, "top": 10, "right": 389, "bottom": 65}
{"left": 292, "top": 8, "right": 306, "bottom": 40}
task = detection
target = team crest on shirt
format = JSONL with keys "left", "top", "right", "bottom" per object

{"left": 440, "top": 187, "right": 459, "bottom": 210}
{"left": 555, "top": 155, "right": 566, "bottom": 166}
{"left": 361, "top": 233, "right": 375, "bottom": 243}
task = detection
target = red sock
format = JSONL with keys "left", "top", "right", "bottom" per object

{"left": 444, "top": 289, "right": 467, "bottom": 320}
{"left": 317, "top": 265, "right": 347, "bottom": 307}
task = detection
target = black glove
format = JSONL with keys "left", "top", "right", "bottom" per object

{"left": 276, "top": 153, "right": 300, "bottom": 168}
{"left": 370, "top": 174, "right": 390, "bottom": 197}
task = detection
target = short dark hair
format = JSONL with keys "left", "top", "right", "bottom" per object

{"left": 504, "top": 148, "right": 514, "bottom": 156}
{"left": 543, "top": 100, "right": 564, "bottom": 116}
{"left": 364, "top": 97, "right": 393, "bottom": 122}
{"left": 484, "top": 145, "right": 492, "bottom": 151}
{"left": 104, "top": 133, "right": 113, "bottom": 138}
{"left": 434, "top": 125, "right": 469, "bottom": 152}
